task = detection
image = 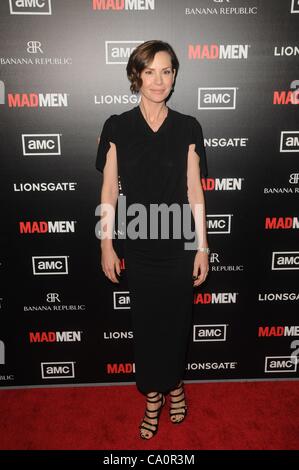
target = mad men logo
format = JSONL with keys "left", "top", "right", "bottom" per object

{"left": 41, "top": 362, "right": 75, "bottom": 379}
{"left": 9, "top": 0, "right": 52, "bottom": 15}
{"left": 193, "top": 324, "right": 227, "bottom": 342}
{"left": 30, "top": 331, "right": 82, "bottom": 343}
{"left": 93, "top": 0, "right": 154, "bottom": 10}
{"left": 189, "top": 44, "right": 250, "bottom": 60}
{"left": 32, "top": 256, "right": 69, "bottom": 275}
{"left": 0, "top": 340, "right": 4, "bottom": 365}
{"left": 265, "top": 217, "right": 299, "bottom": 230}
{"left": 8, "top": 93, "right": 68, "bottom": 107}
{"left": 280, "top": 132, "right": 299, "bottom": 152}
{"left": 259, "top": 326, "right": 299, "bottom": 337}
{"left": 207, "top": 215, "right": 232, "bottom": 234}
{"left": 198, "top": 87, "right": 237, "bottom": 110}
{"left": 194, "top": 292, "right": 238, "bottom": 305}
{"left": 19, "top": 221, "right": 76, "bottom": 234}
{"left": 273, "top": 90, "right": 299, "bottom": 105}
{"left": 105, "top": 41, "right": 142, "bottom": 64}
{"left": 291, "top": 0, "right": 299, "bottom": 13}
{"left": 201, "top": 177, "right": 244, "bottom": 191}
{"left": 265, "top": 356, "right": 297, "bottom": 373}
{"left": 113, "top": 291, "right": 130, "bottom": 309}
{"left": 22, "top": 134, "right": 61, "bottom": 156}
{"left": 106, "top": 363, "right": 135, "bottom": 374}
{"left": 272, "top": 252, "right": 299, "bottom": 270}
{"left": 0, "top": 81, "right": 5, "bottom": 104}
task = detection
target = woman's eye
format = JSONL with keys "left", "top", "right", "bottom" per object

{"left": 164, "top": 70, "right": 171, "bottom": 74}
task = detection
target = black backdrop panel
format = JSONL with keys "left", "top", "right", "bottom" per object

{"left": 0, "top": 0, "right": 298, "bottom": 387}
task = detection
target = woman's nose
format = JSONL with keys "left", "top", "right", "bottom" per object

{"left": 154, "top": 74, "right": 163, "bottom": 84}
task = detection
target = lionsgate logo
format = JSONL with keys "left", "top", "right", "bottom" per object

{"left": 193, "top": 324, "right": 227, "bottom": 342}
{"left": 280, "top": 131, "right": 299, "bottom": 152}
{"left": 271, "top": 252, "right": 299, "bottom": 270}
{"left": 32, "top": 256, "right": 69, "bottom": 275}
{"left": 198, "top": 87, "right": 237, "bottom": 110}
{"left": 22, "top": 134, "right": 61, "bottom": 156}
{"left": 105, "top": 41, "right": 142, "bottom": 64}
{"left": 9, "top": 0, "right": 52, "bottom": 15}
{"left": 113, "top": 291, "right": 130, "bottom": 309}
{"left": 205, "top": 136, "right": 249, "bottom": 149}
{"left": 95, "top": 93, "right": 139, "bottom": 105}
{"left": 264, "top": 356, "right": 297, "bottom": 373}
{"left": 13, "top": 182, "right": 77, "bottom": 192}
{"left": 41, "top": 362, "right": 75, "bottom": 379}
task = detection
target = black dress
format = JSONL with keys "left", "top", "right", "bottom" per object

{"left": 96, "top": 105, "right": 208, "bottom": 395}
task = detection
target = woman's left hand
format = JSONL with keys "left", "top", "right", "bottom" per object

{"left": 192, "top": 251, "right": 209, "bottom": 287}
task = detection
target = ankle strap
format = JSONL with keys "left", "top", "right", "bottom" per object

{"left": 146, "top": 392, "right": 163, "bottom": 403}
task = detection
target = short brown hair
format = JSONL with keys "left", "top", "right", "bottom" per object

{"left": 126, "top": 40, "right": 179, "bottom": 94}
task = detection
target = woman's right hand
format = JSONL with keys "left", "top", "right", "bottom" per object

{"left": 101, "top": 245, "right": 122, "bottom": 283}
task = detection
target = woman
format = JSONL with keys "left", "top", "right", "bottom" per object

{"left": 96, "top": 40, "right": 209, "bottom": 440}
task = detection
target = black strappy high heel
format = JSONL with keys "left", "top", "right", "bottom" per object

{"left": 139, "top": 392, "right": 166, "bottom": 439}
{"left": 169, "top": 381, "right": 187, "bottom": 424}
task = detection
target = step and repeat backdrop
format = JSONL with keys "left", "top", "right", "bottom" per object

{"left": 0, "top": 0, "right": 298, "bottom": 388}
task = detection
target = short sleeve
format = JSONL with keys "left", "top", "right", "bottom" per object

{"left": 190, "top": 117, "right": 208, "bottom": 178}
{"left": 95, "top": 114, "right": 117, "bottom": 173}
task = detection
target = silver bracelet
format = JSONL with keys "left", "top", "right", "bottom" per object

{"left": 197, "top": 247, "right": 210, "bottom": 255}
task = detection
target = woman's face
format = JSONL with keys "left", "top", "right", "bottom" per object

{"left": 139, "top": 51, "right": 176, "bottom": 103}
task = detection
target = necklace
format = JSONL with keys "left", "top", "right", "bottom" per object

{"left": 139, "top": 102, "right": 168, "bottom": 129}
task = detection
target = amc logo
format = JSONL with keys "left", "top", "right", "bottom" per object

{"left": 207, "top": 214, "right": 232, "bottom": 234}
{"left": 9, "top": 0, "right": 52, "bottom": 15}
{"left": 198, "top": 87, "right": 237, "bottom": 110}
{"left": 105, "top": 41, "right": 142, "bottom": 64}
{"left": 41, "top": 362, "right": 75, "bottom": 379}
{"left": 113, "top": 291, "right": 130, "bottom": 309}
{"left": 22, "top": 134, "right": 61, "bottom": 156}
{"left": 32, "top": 256, "right": 69, "bottom": 275}
{"left": 272, "top": 252, "right": 299, "bottom": 270}
{"left": 264, "top": 356, "right": 297, "bottom": 373}
{"left": 291, "top": 0, "right": 299, "bottom": 13}
{"left": 193, "top": 324, "right": 227, "bottom": 342}
{"left": 280, "top": 131, "right": 299, "bottom": 153}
